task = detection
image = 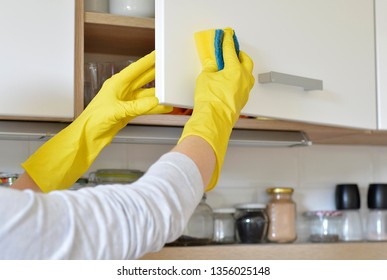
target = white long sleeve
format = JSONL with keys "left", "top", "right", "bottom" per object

{"left": 0, "top": 152, "right": 204, "bottom": 260}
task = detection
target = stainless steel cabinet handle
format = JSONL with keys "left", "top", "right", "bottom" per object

{"left": 258, "top": 71, "right": 323, "bottom": 91}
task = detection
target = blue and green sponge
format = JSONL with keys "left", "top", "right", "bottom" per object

{"left": 194, "top": 28, "right": 240, "bottom": 71}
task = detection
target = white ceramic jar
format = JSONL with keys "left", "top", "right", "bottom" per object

{"left": 84, "top": 0, "right": 109, "bottom": 13}
{"left": 109, "top": 0, "right": 155, "bottom": 17}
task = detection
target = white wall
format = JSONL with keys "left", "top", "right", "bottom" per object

{"left": 2, "top": 139, "right": 387, "bottom": 210}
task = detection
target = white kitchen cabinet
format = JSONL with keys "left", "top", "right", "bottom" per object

{"left": 155, "top": 0, "right": 376, "bottom": 130}
{"left": 376, "top": 0, "right": 387, "bottom": 130}
{"left": 0, "top": 0, "right": 75, "bottom": 120}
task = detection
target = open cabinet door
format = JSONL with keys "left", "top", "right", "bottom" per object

{"left": 376, "top": 0, "right": 387, "bottom": 130}
{"left": 155, "top": 0, "right": 376, "bottom": 130}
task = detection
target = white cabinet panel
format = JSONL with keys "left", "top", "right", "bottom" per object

{"left": 156, "top": 0, "right": 376, "bottom": 129}
{"left": 0, "top": 0, "right": 75, "bottom": 119}
{"left": 376, "top": 0, "right": 387, "bottom": 130}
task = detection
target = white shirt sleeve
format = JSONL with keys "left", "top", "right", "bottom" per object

{"left": 0, "top": 152, "right": 204, "bottom": 260}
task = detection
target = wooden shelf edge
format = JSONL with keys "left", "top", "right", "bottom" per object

{"left": 85, "top": 12, "right": 154, "bottom": 29}
{"left": 130, "top": 115, "right": 387, "bottom": 146}
{"left": 141, "top": 242, "right": 387, "bottom": 260}
{"left": 74, "top": 0, "right": 84, "bottom": 119}
{"left": 131, "top": 115, "right": 364, "bottom": 132}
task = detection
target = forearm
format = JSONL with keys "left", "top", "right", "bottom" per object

{"left": 11, "top": 172, "right": 41, "bottom": 192}
{"left": 172, "top": 135, "right": 216, "bottom": 190}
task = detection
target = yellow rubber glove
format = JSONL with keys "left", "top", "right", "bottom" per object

{"left": 179, "top": 28, "right": 255, "bottom": 191}
{"left": 22, "top": 51, "right": 172, "bottom": 192}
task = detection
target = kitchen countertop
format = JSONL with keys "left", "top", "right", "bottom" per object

{"left": 141, "top": 242, "right": 387, "bottom": 260}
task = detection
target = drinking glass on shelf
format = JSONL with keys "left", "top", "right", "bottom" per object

{"left": 84, "top": 62, "right": 98, "bottom": 107}
{"left": 84, "top": 59, "right": 136, "bottom": 107}
{"left": 96, "top": 62, "right": 115, "bottom": 88}
{"left": 113, "top": 60, "right": 133, "bottom": 73}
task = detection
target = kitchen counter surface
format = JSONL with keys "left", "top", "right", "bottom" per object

{"left": 141, "top": 242, "right": 387, "bottom": 260}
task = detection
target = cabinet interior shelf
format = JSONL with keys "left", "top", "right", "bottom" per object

{"left": 84, "top": 12, "right": 155, "bottom": 56}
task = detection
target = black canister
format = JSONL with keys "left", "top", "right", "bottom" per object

{"left": 234, "top": 203, "right": 268, "bottom": 243}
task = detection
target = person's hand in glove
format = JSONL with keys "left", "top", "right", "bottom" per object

{"left": 16, "top": 51, "right": 172, "bottom": 192}
{"left": 178, "top": 28, "right": 255, "bottom": 192}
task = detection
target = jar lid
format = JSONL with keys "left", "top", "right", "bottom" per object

{"left": 303, "top": 210, "right": 343, "bottom": 218}
{"left": 367, "top": 183, "right": 387, "bottom": 209}
{"left": 335, "top": 184, "right": 360, "bottom": 210}
{"left": 234, "top": 203, "right": 266, "bottom": 210}
{"left": 213, "top": 208, "right": 236, "bottom": 214}
{"left": 266, "top": 187, "right": 294, "bottom": 194}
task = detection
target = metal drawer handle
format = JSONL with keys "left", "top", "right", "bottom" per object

{"left": 258, "top": 71, "right": 323, "bottom": 91}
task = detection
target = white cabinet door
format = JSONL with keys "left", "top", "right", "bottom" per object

{"left": 156, "top": 0, "right": 376, "bottom": 129}
{"left": 0, "top": 0, "right": 75, "bottom": 119}
{"left": 376, "top": 0, "right": 387, "bottom": 130}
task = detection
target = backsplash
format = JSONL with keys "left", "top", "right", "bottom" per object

{"left": 1, "top": 139, "right": 387, "bottom": 219}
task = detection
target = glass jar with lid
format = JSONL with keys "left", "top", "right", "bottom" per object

{"left": 335, "top": 184, "right": 363, "bottom": 241}
{"left": 266, "top": 187, "right": 297, "bottom": 243}
{"left": 88, "top": 169, "right": 144, "bottom": 185}
{"left": 366, "top": 183, "right": 387, "bottom": 241}
{"left": 168, "top": 193, "right": 214, "bottom": 246}
{"left": 234, "top": 203, "right": 268, "bottom": 243}
{"left": 213, "top": 208, "right": 236, "bottom": 244}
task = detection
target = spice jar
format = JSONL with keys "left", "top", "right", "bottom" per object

{"left": 0, "top": 173, "right": 19, "bottom": 187}
{"left": 266, "top": 187, "right": 297, "bottom": 243}
{"left": 335, "top": 184, "right": 363, "bottom": 241}
{"left": 168, "top": 193, "right": 214, "bottom": 246}
{"left": 213, "top": 208, "right": 236, "bottom": 244}
{"left": 88, "top": 169, "right": 144, "bottom": 185}
{"left": 234, "top": 203, "right": 268, "bottom": 243}
{"left": 366, "top": 183, "right": 387, "bottom": 241}
{"left": 304, "top": 211, "right": 342, "bottom": 242}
